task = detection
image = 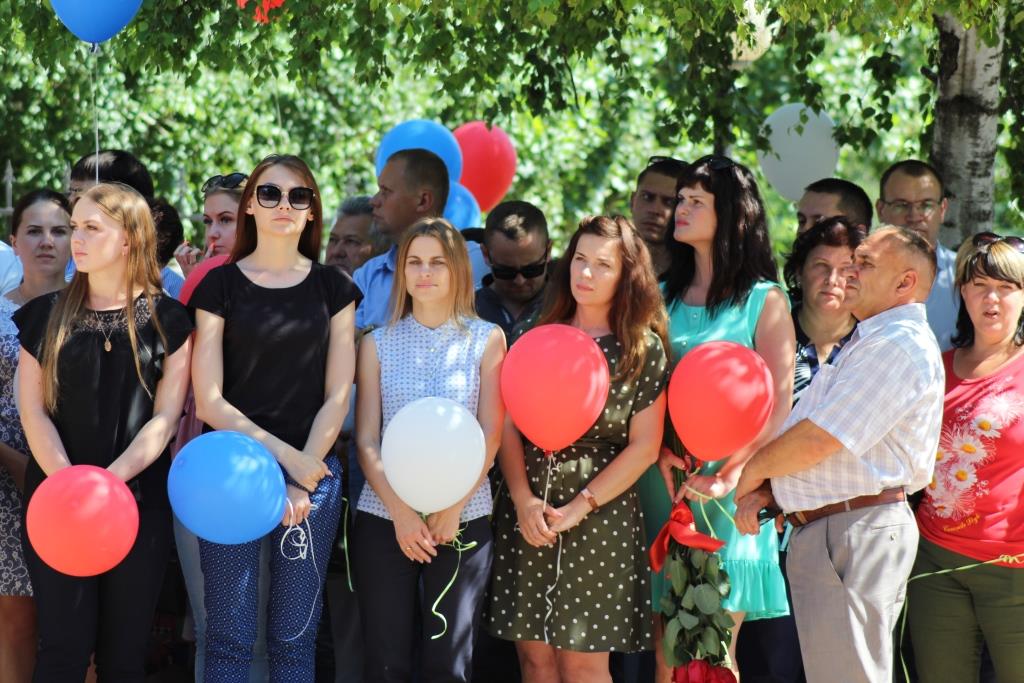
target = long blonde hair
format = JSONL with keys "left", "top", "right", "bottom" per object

{"left": 388, "top": 218, "right": 476, "bottom": 326}
{"left": 41, "top": 183, "right": 168, "bottom": 412}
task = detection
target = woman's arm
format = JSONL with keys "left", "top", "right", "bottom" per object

{"left": 354, "top": 334, "right": 436, "bottom": 563}
{"left": 107, "top": 338, "right": 192, "bottom": 482}
{"left": 15, "top": 348, "right": 71, "bottom": 476}
{"left": 548, "top": 392, "right": 667, "bottom": 533}
{"left": 300, "top": 303, "right": 356, "bottom": 460}
{"left": 682, "top": 287, "right": 795, "bottom": 501}
{"left": 0, "top": 442, "right": 29, "bottom": 492}
{"left": 192, "top": 309, "right": 329, "bottom": 491}
{"left": 426, "top": 327, "right": 507, "bottom": 543}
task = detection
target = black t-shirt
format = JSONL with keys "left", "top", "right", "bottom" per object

{"left": 189, "top": 262, "right": 361, "bottom": 449}
{"left": 14, "top": 292, "right": 194, "bottom": 509}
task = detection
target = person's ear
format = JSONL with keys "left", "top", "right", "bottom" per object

{"left": 246, "top": 197, "right": 255, "bottom": 215}
{"left": 895, "top": 268, "right": 919, "bottom": 297}
{"left": 481, "top": 244, "right": 492, "bottom": 266}
{"left": 417, "top": 189, "right": 433, "bottom": 216}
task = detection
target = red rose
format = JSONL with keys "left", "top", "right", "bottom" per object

{"left": 672, "top": 660, "right": 736, "bottom": 683}
{"left": 709, "top": 665, "right": 737, "bottom": 683}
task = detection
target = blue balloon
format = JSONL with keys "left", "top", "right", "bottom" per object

{"left": 168, "top": 431, "right": 287, "bottom": 545}
{"left": 375, "top": 119, "right": 463, "bottom": 183}
{"left": 50, "top": 0, "right": 142, "bottom": 44}
{"left": 444, "top": 182, "right": 482, "bottom": 229}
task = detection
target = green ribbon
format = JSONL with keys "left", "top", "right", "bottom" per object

{"left": 681, "top": 483, "right": 737, "bottom": 538}
{"left": 898, "top": 551, "right": 1024, "bottom": 680}
{"left": 429, "top": 525, "right": 479, "bottom": 640}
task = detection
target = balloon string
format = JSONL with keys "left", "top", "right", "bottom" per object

{"left": 279, "top": 499, "right": 321, "bottom": 642}
{"left": 341, "top": 496, "right": 353, "bottom": 592}
{"left": 90, "top": 42, "right": 99, "bottom": 183}
{"left": 897, "top": 551, "right": 1024, "bottom": 680}
{"left": 540, "top": 451, "right": 561, "bottom": 644}
{"left": 681, "top": 483, "right": 735, "bottom": 531}
{"left": 429, "top": 525, "right": 478, "bottom": 640}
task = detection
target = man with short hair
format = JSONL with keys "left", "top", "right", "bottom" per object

{"left": 326, "top": 195, "right": 388, "bottom": 276}
{"left": 876, "top": 159, "right": 958, "bottom": 349}
{"left": 475, "top": 200, "right": 550, "bottom": 336}
{"left": 796, "top": 177, "right": 873, "bottom": 234}
{"left": 733, "top": 226, "right": 944, "bottom": 683}
{"left": 354, "top": 148, "right": 450, "bottom": 330}
{"left": 69, "top": 149, "right": 155, "bottom": 201}
{"left": 630, "top": 156, "right": 687, "bottom": 276}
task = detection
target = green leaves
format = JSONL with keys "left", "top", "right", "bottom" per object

{"left": 694, "top": 584, "right": 722, "bottom": 615}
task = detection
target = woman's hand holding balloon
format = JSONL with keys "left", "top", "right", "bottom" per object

{"left": 546, "top": 496, "right": 589, "bottom": 534}
{"left": 281, "top": 485, "right": 311, "bottom": 527}
{"left": 514, "top": 494, "right": 559, "bottom": 548}
{"left": 280, "top": 447, "right": 331, "bottom": 492}
{"left": 426, "top": 505, "right": 462, "bottom": 545}
{"left": 392, "top": 504, "right": 437, "bottom": 563}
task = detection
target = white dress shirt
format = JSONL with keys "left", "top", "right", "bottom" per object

{"left": 925, "top": 245, "right": 958, "bottom": 351}
{"left": 772, "top": 303, "right": 945, "bottom": 512}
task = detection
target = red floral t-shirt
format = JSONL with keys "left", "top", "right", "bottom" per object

{"left": 917, "top": 349, "right": 1024, "bottom": 566}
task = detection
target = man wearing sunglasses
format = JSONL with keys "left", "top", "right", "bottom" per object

{"left": 474, "top": 200, "right": 550, "bottom": 338}
{"left": 354, "top": 148, "right": 450, "bottom": 330}
{"left": 630, "top": 156, "right": 687, "bottom": 277}
{"left": 876, "top": 159, "right": 958, "bottom": 350}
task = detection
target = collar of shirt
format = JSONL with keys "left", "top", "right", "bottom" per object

{"left": 853, "top": 302, "right": 928, "bottom": 341}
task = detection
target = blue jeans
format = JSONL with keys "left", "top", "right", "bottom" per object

{"left": 199, "top": 456, "right": 342, "bottom": 682}
{"left": 174, "top": 516, "right": 271, "bottom": 682}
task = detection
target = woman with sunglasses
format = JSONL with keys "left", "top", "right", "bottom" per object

{"left": 908, "top": 232, "right": 1024, "bottom": 683}
{"left": 174, "top": 173, "right": 247, "bottom": 279}
{"left": 0, "top": 190, "right": 71, "bottom": 682}
{"left": 486, "top": 215, "right": 669, "bottom": 683}
{"left": 190, "top": 155, "right": 360, "bottom": 681}
{"left": 642, "top": 155, "right": 795, "bottom": 679}
{"left": 14, "top": 183, "right": 193, "bottom": 680}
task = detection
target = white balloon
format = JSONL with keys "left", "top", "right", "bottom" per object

{"left": 756, "top": 103, "right": 840, "bottom": 201}
{"left": 381, "top": 397, "right": 486, "bottom": 514}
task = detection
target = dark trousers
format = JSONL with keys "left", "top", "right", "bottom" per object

{"left": 736, "top": 549, "right": 805, "bottom": 682}
{"left": 23, "top": 505, "right": 173, "bottom": 683}
{"left": 352, "top": 513, "right": 492, "bottom": 683}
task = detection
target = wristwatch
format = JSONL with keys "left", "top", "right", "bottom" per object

{"left": 580, "top": 487, "right": 600, "bottom": 513}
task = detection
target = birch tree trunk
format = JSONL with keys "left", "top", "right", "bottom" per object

{"left": 930, "top": 12, "right": 1006, "bottom": 247}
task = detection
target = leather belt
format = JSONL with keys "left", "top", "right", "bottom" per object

{"left": 786, "top": 488, "right": 906, "bottom": 528}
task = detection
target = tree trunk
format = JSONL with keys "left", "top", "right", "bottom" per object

{"left": 930, "top": 12, "right": 1005, "bottom": 247}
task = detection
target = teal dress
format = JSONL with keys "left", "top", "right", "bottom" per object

{"left": 638, "top": 280, "right": 789, "bottom": 620}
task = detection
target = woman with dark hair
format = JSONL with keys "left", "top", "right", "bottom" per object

{"left": 643, "top": 156, "right": 796, "bottom": 678}
{"left": 487, "top": 215, "right": 669, "bottom": 682}
{"left": 175, "top": 172, "right": 248, "bottom": 278}
{"left": 734, "top": 217, "right": 865, "bottom": 679}
{"left": 909, "top": 233, "right": 1024, "bottom": 682}
{"left": 0, "top": 190, "right": 71, "bottom": 682}
{"left": 14, "top": 183, "right": 193, "bottom": 680}
{"left": 190, "top": 154, "right": 360, "bottom": 681}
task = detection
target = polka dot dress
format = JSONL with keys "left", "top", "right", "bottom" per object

{"left": 485, "top": 329, "right": 668, "bottom": 652}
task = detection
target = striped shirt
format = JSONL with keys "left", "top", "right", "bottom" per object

{"left": 771, "top": 303, "right": 945, "bottom": 512}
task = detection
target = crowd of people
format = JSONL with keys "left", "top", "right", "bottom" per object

{"left": 0, "top": 143, "right": 1020, "bottom": 683}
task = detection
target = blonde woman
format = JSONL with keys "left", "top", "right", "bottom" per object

{"left": 14, "top": 183, "right": 193, "bottom": 680}
{"left": 353, "top": 218, "right": 505, "bottom": 682}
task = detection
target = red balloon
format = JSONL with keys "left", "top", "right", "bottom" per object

{"left": 668, "top": 342, "right": 775, "bottom": 462}
{"left": 501, "top": 324, "right": 609, "bottom": 452}
{"left": 454, "top": 121, "right": 517, "bottom": 213}
{"left": 26, "top": 465, "right": 139, "bottom": 577}
{"left": 179, "top": 254, "right": 230, "bottom": 305}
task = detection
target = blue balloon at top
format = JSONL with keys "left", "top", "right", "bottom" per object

{"left": 444, "top": 182, "right": 482, "bottom": 230}
{"left": 375, "top": 120, "right": 463, "bottom": 183}
{"left": 51, "top": 0, "right": 143, "bottom": 44}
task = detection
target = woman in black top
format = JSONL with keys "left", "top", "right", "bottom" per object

{"left": 15, "top": 183, "right": 193, "bottom": 681}
{"left": 190, "top": 154, "right": 359, "bottom": 682}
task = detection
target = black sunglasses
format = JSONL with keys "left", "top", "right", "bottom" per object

{"left": 256, "top": 184, "right": 315, "bottom": 211}
{"left": 201, "top": 172, "right": 248, "bottom": 195}
{"left": 691, "top": 154, "right": 737, "bottom": 172}
{"left": 972, "top": 232, "right": 1024, "bottom": 253}
{"left": 491, "top": 257, "right": 547, "bottom": 281}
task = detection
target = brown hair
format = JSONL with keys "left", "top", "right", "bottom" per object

{"left": 41, "top": 183, "right": 167, "bottom": 412}
{"left": 231, "top": 154, "right": 323, "bottom": 262}
{"left": 388, "top": 218, "right": 476, "bottom": 325}
{"left": 538, "top": 215, "right": 668, "bottom": 383}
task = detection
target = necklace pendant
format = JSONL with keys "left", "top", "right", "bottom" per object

{"left": 104, "top": 340, "right": 112, "bottom": 352}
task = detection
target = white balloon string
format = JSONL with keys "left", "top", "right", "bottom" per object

{"left": 540, "top": 450, "right": 562, "bottom": 644}
{"left": 90, "top": 43, "right": 99, "bottom": 183}
{"left": 279, "top": 500, "right": 321, "bottom": 642}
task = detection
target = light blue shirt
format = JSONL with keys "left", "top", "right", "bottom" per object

{"left": 925, "top": 245, "right": 958, "bottom": 351}
{"left": 353, "top": 241, "right": 490, "bottom": 330}
{"left": 161, "top": 266, "right": 185, "bottom": 300}
{"left": 0, "top": 242, "right": 22, "bottom": 295}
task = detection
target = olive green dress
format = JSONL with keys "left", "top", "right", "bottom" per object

{"left": 485, "top": 329, "right": 668, "bottom": 652}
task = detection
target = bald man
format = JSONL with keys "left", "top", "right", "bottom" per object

{"left": 732, "top": 227, "right": 945, "bottom": 683}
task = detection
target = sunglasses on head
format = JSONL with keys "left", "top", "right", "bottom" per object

{"left": 201, "top": 172, "right": 248, "bottom": 195}
{"left": 256, "top": 184, "right": 315, "bottom": 211}
{"left": 490, "top": 257, "right": 547, "bottom": 280}
{"left": 972, "top": 232, "right": 1024, "bottom": 253}
{"left": 691, "top": 154, "right": 737, "bottom": 172}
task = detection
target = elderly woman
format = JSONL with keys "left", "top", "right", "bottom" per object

{"left": 735, "top": 216, "right": 865, "bottom": 680}
{"left": 909, "top": 232, "right": 1024, "bottom": 683}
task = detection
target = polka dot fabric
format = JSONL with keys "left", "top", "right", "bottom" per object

{"left": 486, "top": 329, "right": 668, "bottom": 652}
